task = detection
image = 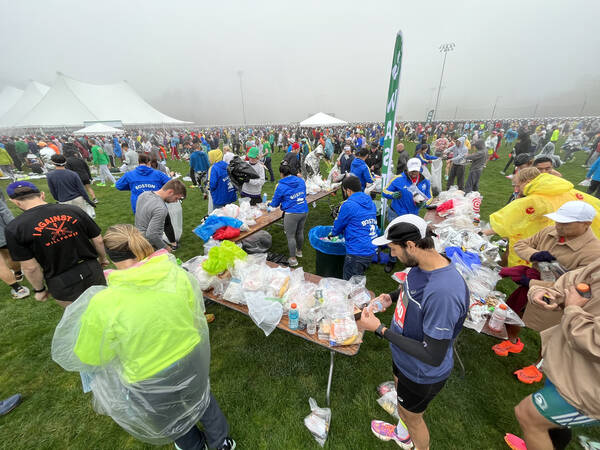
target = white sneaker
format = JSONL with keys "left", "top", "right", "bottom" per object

{"left": 296, "top": 251, "right": 303, "bottom": 258}
{"left": 11, "top": 286, "right": 30, "bottom": 299}
{"left": 288, "top": 257, "right": 298, "bottom": 267}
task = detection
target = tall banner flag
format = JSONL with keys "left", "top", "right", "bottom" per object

{"left": 380, "top": 31, "right": 403, "bottom": 229}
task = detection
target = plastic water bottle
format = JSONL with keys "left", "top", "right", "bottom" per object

{"left": 289, "top": 303, "right": 299, "bottom": 330}
{"left": 488, "top": 304, "right": 508, "bottom": 332}
{"left": 262, "top": 193, "right": 268, "bottom": 204}
{"left": 306, "top": 310, "right": 317, "bottom": 335}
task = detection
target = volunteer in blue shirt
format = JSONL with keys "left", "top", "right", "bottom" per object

{"left": 189, "top": 143, "right": 210, "bottom": 192}
{"left": 350, "top": 149, "right": 374, "bottom": 191}
{"left": 116, "top": 154, "right": 171, "bottom": 213}
{"left": 331, "top": 175, "right": 378, "bottom": 280}
{"left": 269, "top": 161, "right": 308, "bottom": 267}
{"left": 357, "top": 215, "right": 470, "bottom": 450}
{"left": 382, "top": 158, "right": 432, "bottom": 220}
{"left": 208, "top": 153, "right": 237, "bottom": 210}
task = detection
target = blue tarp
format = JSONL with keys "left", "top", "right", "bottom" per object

{"left": 309, "top": 225, "right": 346, "bottom": 256}
{"left": 194, "top": 216, "right": 243, "bottom": 242}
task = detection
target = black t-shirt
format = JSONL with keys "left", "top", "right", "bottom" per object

{"left": 5, "top": 203, "right": 101, "bottom": 279}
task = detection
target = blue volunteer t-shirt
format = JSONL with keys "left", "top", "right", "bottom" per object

{"left": 389, "top": 263, "right": 469, "bottom": 384}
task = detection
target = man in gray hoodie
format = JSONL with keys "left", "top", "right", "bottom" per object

{"left": 446, "top": 136, "right": 468, "bottom": 190}
{"left": 464, "top": 140, "right": 488, "bottom": 193}
{"left": 135, "top": 179, "right": 186, "bottom": 251}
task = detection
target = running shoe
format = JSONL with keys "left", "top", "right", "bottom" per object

{"left": 11, "top": 286, "right": 30, "bottom": 299}
{"left": 504, "top": 433, "right": 527, "bottom": 450}
{"left": 296, "top": 251, "right": 303, "bottom": 258}
{"left": 93, "top": 198, "right": 98, "bottom": 204}
{"left": 218, "top": 438, "right": 236, "bottom": 450}
{"left": 500, "top": 171, "right": 506, "bottom": 175}
{"left": 492, "top": 338, "right": 524, "bottom": 356}
{"left": 371, "top": 420, "right": 413, "bottom": 449}
{"left": 514, "top": 365, "right": 543, "bottom": 384}
{"left": 96, "top": 182, "right": 106, "bottom": 187}
{"left": 288, "top": 257, "right": 298, "bottom": 267}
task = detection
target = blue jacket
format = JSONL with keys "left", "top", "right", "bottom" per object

{"left": 270, "top": 175, "right": 308, "bottom": 213}
{"left": 208, "top": 161, "right": 237, "bottom": 207}
{"left": 190, "top": 150, "right": 210, "bottom": 172}
{"left": 350, "top": 158, "right": 374, "bottom": 190}
{"left": 382, "top": 172, "right": 432, "bottom": 216}
{"left": 113, "top": 137, "right": 122, "bottom": 158}
{"left": 416, "top": 153, "right": 438, "bottom": 166}
{"left": 332, "top": 192, "right": 378, "bottom": 256}
{"left": 587, "top": 157, "right": 600, "bottom": 182}
{"left": 116, "top": 165, "right": 171, "bottom": 212}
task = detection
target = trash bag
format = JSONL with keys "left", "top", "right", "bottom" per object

{"left": 309, "top": 226, "right": 346, "bottom": 256}
{"left": 241, "top": 230, "right": 272, "bottom": 254}
{"left": 430, "top": 158, "right": 443, "bottom": 195}
{"left": 194, "top": 215, "right": 243, "bottom": 242}
{"left": 202, "top": 240, "right": 247, "bottom": 275}
{"left": 227, "top": 156, "right": 259, "bottom": 192}
{"left": 246, "top": 291, "right": 283, "bottom": 336}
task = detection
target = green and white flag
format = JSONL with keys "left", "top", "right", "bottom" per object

{"left": 380, "top": 31, "right": 403, "bottom": 229}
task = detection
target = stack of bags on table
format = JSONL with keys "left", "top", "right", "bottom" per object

{"left": 183, "top": 243, "right": 370, "bottom": 344}
{"left": 193, "top": 198, "right": 265, "bottom": 242}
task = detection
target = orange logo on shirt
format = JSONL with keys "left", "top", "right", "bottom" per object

{"left": 32, "top": 214, "right": 80, "bottom": 246}
{"left": 575, "top": 193, "right": 584, "bottom": 200}
{"left": 525, "top": 207, "right": 535, "bottom": 215}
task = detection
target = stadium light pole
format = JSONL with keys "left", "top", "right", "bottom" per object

{"left": 237, "top": 70, "right": 247, "bottom": 125}
{"left": 432, "top": 42, "right": 455, "bottom": 122}
{"left": 491, "top": 96, "right": 502, "bottom": 121}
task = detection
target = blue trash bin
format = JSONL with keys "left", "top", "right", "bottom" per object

{"left": 309, "top": 225, "right": 346, "bottom": 279}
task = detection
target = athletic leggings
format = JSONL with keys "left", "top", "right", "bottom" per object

{"left": 283, "top": 212, "right": 308, "bottom": 257}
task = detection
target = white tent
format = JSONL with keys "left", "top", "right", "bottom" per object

{"left": 299, "top": 112, "right": 348, "bottom": 127}
{"left": 15, "top": 73, "right": 190, "bottom": 128}
{"left": 73, "top": 123, "right": 124, "bottom": 136}
{"left": 0, "top": 81, "right": 49, "bottom": 127}
{"left": 0, "top": 86, "right": 24, "bottom": 119}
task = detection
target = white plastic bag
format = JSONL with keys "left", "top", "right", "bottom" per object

{"left": 579, "top": 179, "right": 591, "bottom": 187}
{"left": 246, "top": 291, "right": 283, "bottom": 336}
{"left": 377, "top": 390, "right": 400, "bottom": 420}
{"left": 304, "top": 397, "right": 331, "bottom": 447}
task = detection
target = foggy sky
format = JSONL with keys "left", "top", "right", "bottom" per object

{"left": 1, "top": 0, "right": 599, "bottom": 125}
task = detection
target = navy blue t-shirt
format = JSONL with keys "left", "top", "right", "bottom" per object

{"left": 389, "top": 263, "right": 469, "bottom": 384}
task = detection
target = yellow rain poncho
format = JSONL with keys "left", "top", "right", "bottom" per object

{"left": 490, "top": 173, "right": 600, "bottom": 267}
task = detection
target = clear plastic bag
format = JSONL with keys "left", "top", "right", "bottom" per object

{"left": 579, "top": 178, "right": 592, "bottom": 187}
{"left": 537, "top": 261, "right": 567, "bottom": 282}
{"left": 377, "top": 390, "right": 400, "bottom": 420}
{"left": 265, "top": 267, "right": 292, "bottom": 298}
{"left": 223, "top": 278, "right": 244, "bottom": 304}
{"left": 348, "top": 275, "right": 371, "bottom": 308}
{"left": 304, "top": 397, "right": 331, "bottom": 447}
{"left": 246, "top": 291, "right": 283, "bottom": 336}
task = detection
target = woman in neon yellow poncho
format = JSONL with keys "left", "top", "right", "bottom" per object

{"left": 52, "top": 225, "right": 235, "bottom": 450}
{"left": 488, "top": 171, "right": 600, "bottom": 267}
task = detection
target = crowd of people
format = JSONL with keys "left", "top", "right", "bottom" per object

{"left": 1, "top": 115, "right": 600, "bottom": 450}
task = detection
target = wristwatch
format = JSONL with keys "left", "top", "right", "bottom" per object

{"left": 33, "top": 286, "right": 47, "bottom": 293}
{"left": 375, "top": 324, "right": 386, "bottom": 339}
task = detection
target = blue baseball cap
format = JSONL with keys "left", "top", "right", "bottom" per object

{"left": 6, "top": 181, "right": 40, "bottom": 199}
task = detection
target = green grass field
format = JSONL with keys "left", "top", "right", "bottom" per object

{"left": 1, "top": 140, "right": 599, "bottom": 449}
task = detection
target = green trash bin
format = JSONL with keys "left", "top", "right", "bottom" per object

{"left": 309, "top": 226, "right": 346, "bottom": 279}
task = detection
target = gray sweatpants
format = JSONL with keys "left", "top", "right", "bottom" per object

{"left": 99, "top": 164, "right": 116, "bottom": 184}
{"left": 465, "top": 168, "right": 483, "bottom": 194}
{"left": 283, "top": 212, "right": 308, "bottom": 257}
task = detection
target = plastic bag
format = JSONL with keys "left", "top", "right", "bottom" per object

{"left": 265, "top": 267, "right": 291, "bottom": 298}
{"left": 579, "top": 179, "right": 592, "bottom": 187}
{"left": 182, "top": 256, "right": 215, "bottom": 290}
{"left": 537, "top": 261, "right": 567, "bottom": 282}
{"left": 241, "top": 230, "right": 272, "bottom": 254}
{"left": 377, "top": 390, "right": 400, "bottom": 420}
{"left": 309, "top": 226, "right": 346, "bottom": 255}
{"left": 223, "top": 278, "right": 244, "bottom": 304}
{"left": 202, "top": 241, "right": 247, "bottom": 275}
{"left": 246, "top": 291, "right": 283, "bottom": 336}
{"left": 329, "top": 316, "right": 360, "bottom": 346}
{"left": 430, "top": 158, "right": 443, "bottom": 194}
{"left": 377, "top": 380, "right": 396, "bottom": 396}
{"left": 348, "top": 275, "right": 371, "bottom": 308}
{"left": 239, "top": 261, "right": 269, "bottom": 291}
{"left": 304, "top": 397, "right": 331, "bottom": 447}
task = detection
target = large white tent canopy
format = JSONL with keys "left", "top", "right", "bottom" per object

{"left": 12, "top": 74, "right": 190, "bottom": 129}
{"left": 299, "top": 112, "right": 348, "bottom": 127}
{"left": 0, "top": 86, "right": 24, "bottom": 119}
{"left": 0, "top": 81, "right": 49, "bottom": 127}
{"left": 73, "top": 123, "right": 124, "bottom": 136}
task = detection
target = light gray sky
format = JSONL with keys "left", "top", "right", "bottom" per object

{"left": 1, "top": 0, "right": 599, "bottom": 124}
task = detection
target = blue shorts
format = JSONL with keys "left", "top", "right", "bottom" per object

{"left": 532, "top": 379, "right": 599, "bottom": 427}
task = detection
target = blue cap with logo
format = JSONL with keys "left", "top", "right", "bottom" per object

{"left": 6, "top": 181, "right": 40, "bottom": 199}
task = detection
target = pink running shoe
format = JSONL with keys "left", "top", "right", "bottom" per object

{"left": 505, "top": 433, "right": 527, "bottom": 450}
{"left": 371, "top": 420, "right": 413, "bottom": 449}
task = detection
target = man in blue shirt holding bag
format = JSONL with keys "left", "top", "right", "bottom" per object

{"left": 350, "top": 149, "right": 374, "bottom": 191}
{"left": 382, "top": 158, "right": 432, "bottom": 220}
{"left": 330, "top": 175, "right": 378, "bottom": 280}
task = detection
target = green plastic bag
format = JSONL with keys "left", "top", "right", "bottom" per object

{"left": 202, "top": 241, "right": 247, "bottom": 275}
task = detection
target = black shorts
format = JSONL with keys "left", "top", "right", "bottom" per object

{"left": 392, "top": 363, "right": 447, "bottom": 413}
{"left": 82, "top": 179, "right": 91, "bottom": 185}
{"left": 46, "top": 259, "right": 106, "bottom": 302}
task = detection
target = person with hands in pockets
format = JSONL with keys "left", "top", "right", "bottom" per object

{"left": 357, "top": 214, "right": 470, "bottom": 450}
{"left": 504, "top": 258, "right": 600, "bottom": 450}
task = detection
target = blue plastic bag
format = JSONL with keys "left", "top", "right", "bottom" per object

{"left": 194, "top": 216, "right": 243, "bottom": 242}
{"left": 445, "top": 246, "right": 481, "bottom": 269}
{"left": 309, "top": 226, "right": 346, "bottom": 256}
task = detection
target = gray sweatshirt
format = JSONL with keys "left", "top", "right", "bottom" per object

{"left": 135, "top": 190, "right": 167, "bottom": 249}
{"left": 465, "top": 149, "right": 488, "bottom": 171}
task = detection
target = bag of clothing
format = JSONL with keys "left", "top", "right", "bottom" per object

{"left": 241, "top": 230, "right": 272, "bottom": 254}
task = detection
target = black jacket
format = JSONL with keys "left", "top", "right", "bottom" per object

{"left": 366, "top": 150, "right": 383, "bottom": 175}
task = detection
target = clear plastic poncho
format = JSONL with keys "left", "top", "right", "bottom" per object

{"left": 51, "top": 251, "right": 211, "bottom": 444}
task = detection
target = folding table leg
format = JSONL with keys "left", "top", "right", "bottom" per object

{"left": 326, "top": 350, "right": 335, "bottom": 406}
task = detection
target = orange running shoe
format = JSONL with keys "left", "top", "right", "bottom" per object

{"left": 514, "top": 365, "right": 543, "bottom": 384}
{"left": 492, "top": 338, "right": 524, "bottom": 356}
{"left": 504, "top": 433, "right": 527, "bottom": 450}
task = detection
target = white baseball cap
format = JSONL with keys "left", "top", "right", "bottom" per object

{"left": 372, "top": 214, "right": 428, "bottom": 246}
{"left": 406, "top": 158, "right": 422, "bottom": 172}
{"left": 545, "top": 201, "right": 596, "bottom": 223}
